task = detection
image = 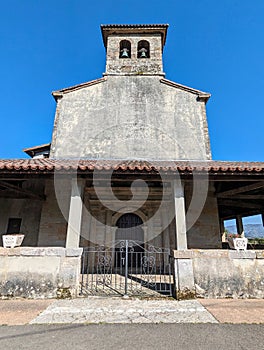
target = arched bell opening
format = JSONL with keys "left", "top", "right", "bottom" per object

{"left": 137, "top": 40, "right": 150, "bottom": 58}
{"left": 119, "top": 40, "right": 131, "bottom": 58}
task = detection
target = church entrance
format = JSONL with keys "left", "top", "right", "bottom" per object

{"left": 80, "top": 213, "right": 173, "bottom": 297}
{"left": 115, "top": 213, "right": 144, "bottom": 268}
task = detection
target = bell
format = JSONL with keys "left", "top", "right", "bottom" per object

{"left": 140, "top": 51, "right": 147, "bottom": 58}
{"left": 138, "top": 47, "right": 148, "bottom": 58}
{"left": 121, "top": 48, "right": 129, "bottom": 58}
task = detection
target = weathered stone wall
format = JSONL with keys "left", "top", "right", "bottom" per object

{"left": 173, "top": 250, "right": 264, "bottom": 298}
{"left": 38, "top": 178, "right": 71, "bottom": 247}
{"left": 105, "top": 34, "right": 163, "bottom": 75}
{"left": 0, "top": 247, "right": 82, "bottom": 298}
{"left": 50, "top": 76, "right": 211, "bottom": 160}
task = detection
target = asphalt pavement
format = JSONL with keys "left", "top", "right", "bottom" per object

{"left": 0, "top": 324, "right": 263, "bottom": 350}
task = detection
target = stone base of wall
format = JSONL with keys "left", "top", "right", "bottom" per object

{"left": 0, "top": 247, "right": 83, "bottom": 299}
{"left": 173, "top": 250, "right": 264, "bottom": 299}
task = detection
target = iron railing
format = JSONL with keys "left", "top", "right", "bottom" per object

{"left": 80, "top": 240, "right": 174, "bottom": 297}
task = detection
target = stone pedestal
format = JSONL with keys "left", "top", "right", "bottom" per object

{"left": 173, "top": 251, "right": 196, "bottom": 300}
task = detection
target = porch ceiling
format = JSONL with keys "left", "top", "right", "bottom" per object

{"left": 0, "top": 159, "right": 263, "bottom": 219}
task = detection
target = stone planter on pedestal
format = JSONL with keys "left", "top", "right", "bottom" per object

{"left": 2, "top": 234, "right": 25, "bottom": 248}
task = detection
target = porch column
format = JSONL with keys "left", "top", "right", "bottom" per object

{"left": 173, "top": 180, "right": 187, "bottom": 250}
{"left": 173, "top": 180, "right": 195, "bottom": 299}
{"left": 220, "top": 219, "right": 225, "bottom": 242}
{"left": 236, "top": 215, "right": 244, "bottom": 237}
{"left": 66, "top": 179, "right": 85, "bottom": 249}
{"left": 161, "top": 208, "right": 170, "bottom": 249}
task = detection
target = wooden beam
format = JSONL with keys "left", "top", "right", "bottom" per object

{"left": 218, "top": 199, "right": 263, "bottom": 209}
{"left": 217, "top": 182, "right": 264, "bottom": 197}
{"left": 86, "top": 186, "right": 170, "bottom": 192}
{"left": 220, "top": 209, "right": 263, "bottom": 221}
{"left": 88, "top": 199, "right": 170, "bottom": 204}
{"left": 224, "top": 195, "right": 264, "bottom": 200}
{"left": 0, "top": 181, "right": 45, "bottom": 200}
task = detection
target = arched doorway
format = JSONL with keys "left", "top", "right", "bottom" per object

{"left": 115, "top": 213, "right": 144, "bottom": 241}
{"left": 115, "top": 213, "right": 144, "bottom": 268}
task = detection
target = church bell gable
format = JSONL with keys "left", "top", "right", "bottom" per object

{"left": 101, "top": 24, "right": 168, "bottom": 76}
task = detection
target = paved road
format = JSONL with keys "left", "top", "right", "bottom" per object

{"left": 0, "top": 324, "right": 263, "bottom": 350}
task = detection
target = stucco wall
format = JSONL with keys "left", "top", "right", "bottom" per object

{"left": 0, "top": 198, "right": 42, "bottom": 247}
{"left": 185, "top": 182, "right": 221, "bottom": 249}
{"left": 38, "top": 178, "right": 71, "bottom": 247}
{"left": 0, "top": 247, "right": 82, "bottom": 298}
{"left": 51, "top": 76, "right": 211, "bottom": 160}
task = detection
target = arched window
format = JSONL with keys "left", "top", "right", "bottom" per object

{"left": 119, "top": 40, "right": 131, "bottom": 58}
{"left": 137, "top": 40, "right": 150, "bottom": 58}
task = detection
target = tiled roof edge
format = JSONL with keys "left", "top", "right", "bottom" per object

{"left": 0, "top": 159, "right": 264, "bottom": 173}
{"left": 100, "top": 24, "right": 169, "bottom": 48}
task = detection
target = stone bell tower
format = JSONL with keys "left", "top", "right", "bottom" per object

{"left": 101, "top": 24, "right": 168, "bottom": 76}
{"left": 50, "top": 24, "right": 211, "bottom": 161}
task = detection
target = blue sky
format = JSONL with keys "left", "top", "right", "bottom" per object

{"left": 0, "top": 0, "right": 264, "bottom": 160}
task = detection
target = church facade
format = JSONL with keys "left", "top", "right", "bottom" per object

{"left": 1, "top": 25, "right": 264, "bottom": 299}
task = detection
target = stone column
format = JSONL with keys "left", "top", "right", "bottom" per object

{"left": 66, "top": 179, "right": 85, "bottom": 249}
{"left": 161, "top": 208, "right": 170, "bottom": 249}
{"left": 105, "top": 210, "right": 112, "bottom": 246}
{"left": 173, "top": 180, "right": 195, "bottom": 299}
{"left": 220, "top": 219, "right": 225, "bottom": 242}
{"left": 236, "top": 215, "right": 244, "bottom": 237}
{"left": 173, "top": 180, "right": 187, "bottom": 250}
{"left": 147, "top": 209, "right": 154, "bottom": 243}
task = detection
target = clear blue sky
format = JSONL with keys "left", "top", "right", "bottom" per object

{"left": 1, "top": 0, "right": 264, "bottom": 160}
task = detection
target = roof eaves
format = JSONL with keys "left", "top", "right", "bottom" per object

{"left": 1, "top": 159, "right": 264, "bottom": 174}
{"left": 52, "top": 77, "right": 107, "bottom": 101}
{"left": 23, "top": 143, "right": 51, "bottom": 157}
{"left": 101, "top": 24, "right": 169, "bottom": 28}
{"left": 23, "top": 143, "right": 51, "bottom": 153}
{"left": 160, "top": 78, "right": 211, "bottom": 102}
{"left": 101, "top": 24, "right": 169, "bottom": 48}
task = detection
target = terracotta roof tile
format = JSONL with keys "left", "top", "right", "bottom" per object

{"left": 100, "top": 24, "right": 169, "bottom": 48}
{"left": 0, "top": 159, "right": 264, "bottom": 174}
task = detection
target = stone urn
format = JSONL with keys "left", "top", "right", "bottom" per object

{"left": 233, "top": 237, "right": 248, "bottom": 251}
{"left": 2, "top": 234, "right": 25, "bottom": 248}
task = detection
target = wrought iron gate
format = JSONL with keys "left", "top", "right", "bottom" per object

{"left": 80, "top": 240, "right": 174, "bottom": 297}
